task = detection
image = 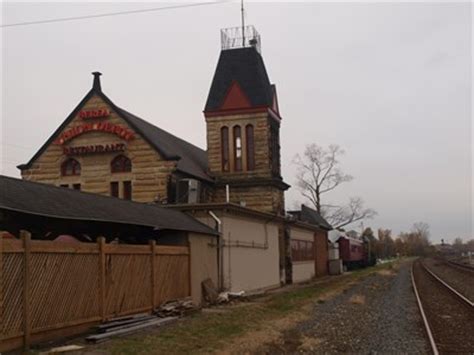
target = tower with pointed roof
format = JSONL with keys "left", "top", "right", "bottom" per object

{"left": 204, "top": 26, "right": 289, "bottom": 215}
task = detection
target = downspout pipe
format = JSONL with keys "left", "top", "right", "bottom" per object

{"left": 208, "top": 210, "right": 224, "bottom": 291}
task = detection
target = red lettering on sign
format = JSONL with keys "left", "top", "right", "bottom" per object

{"left": 63, "top": 143, "right": 126, "bottom": 156}
{"left": 55, "top": 124, "right": 135, "bottom": 145}
{"left": 79, "top": 108, "right": 111, "bottom": 119}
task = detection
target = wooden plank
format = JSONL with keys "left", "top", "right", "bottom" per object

{"left": 2, "top": 239, "right": 23, "bottom": 252}
{"left": 96, "top": 315, "right": 155, "bottom": 332}
{"left": 105, "top": 244, "right": 150, "bottom": 255}
{"left": 21, "top": 230, "right": 31, "bottom": 351}
{"left": 0, "top": 335, "right": 24, "bottom": 353}
{"left": 30, "top": 241, "right": 98, "bottom": 254}
{"left": 86, "top": 317, "right": 177, "bottom": 343}
{"left": 150, "top": 240, "right": 156, "bottom": 310}
{"left": 106, "top": 306, "right": 153, "bottom": 320}
{"left": 155, "top": 245, "right": 189, "bottom": 255}
{"left": 98, "top": 237, "right": 106, "bottom": 322}
{"left": 29, "top": 316, "right": 102, "bottom": 334}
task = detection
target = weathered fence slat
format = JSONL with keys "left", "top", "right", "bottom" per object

{"left": 98, "top": 237, "right": 106, "bottom": 322}
{"left": 0, "top": 238, "right": 190, "bottom": 353}
{"left": 21, "top": 231, "right": 31, "bottom": 351}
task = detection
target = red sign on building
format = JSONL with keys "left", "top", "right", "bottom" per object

{"left": 79, "top": 109, "right": 111, "bottom": 119}
{"left": 55, "top": 123, "right": 135, "bottom": 145}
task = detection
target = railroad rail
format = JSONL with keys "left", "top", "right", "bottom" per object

{"left": 447, "top": 259, "right": 474, "bottom": 273}
{"left": 411, "top": 259, "right": 474, "bottom": 354}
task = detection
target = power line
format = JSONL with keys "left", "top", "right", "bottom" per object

{"left": 1, "top": 1, "right": 231, "bottom": 28}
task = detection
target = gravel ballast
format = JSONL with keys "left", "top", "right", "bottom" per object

{"left": 423, "top": 258, "right": 474, "bottom": 302}
{"left": 262, "top": 260, "right": 429, "bottom": 354}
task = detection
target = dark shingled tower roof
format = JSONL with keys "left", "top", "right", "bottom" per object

{"left": 204, "top": 47, "right": 275, "bottom": 111}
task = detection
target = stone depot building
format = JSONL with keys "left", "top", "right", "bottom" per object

{"left": 17, "top": 27, "right": 331, "bottom": 290}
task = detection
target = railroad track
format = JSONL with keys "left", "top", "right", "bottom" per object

{"left": 411, "top": 259, "right": 474, "bottom": 354}
{"left": 446, "top": 259, "right": 474, "bottom": 273}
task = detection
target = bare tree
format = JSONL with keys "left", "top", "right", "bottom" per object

{"left": 411, "top": 222, "right": 430, "bottom": 241}
{"left": 323, "top": 197, "right": 377, "bottom": 229}
{"left": 294, "top": 144, "right": 352, "bottom": 213}
{"left": 294, "top": 143, "right": 376, "bottom": 229}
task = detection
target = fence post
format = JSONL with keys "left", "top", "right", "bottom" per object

{"left": 20, "top": 230, "right": 31, "bottom": 351}
{"left": 149, "top": 240, "right": 156, "bottom": 311}
{"left": 98, "top": 237, "right": 106, "bottom": 322}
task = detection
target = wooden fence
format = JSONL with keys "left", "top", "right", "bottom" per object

{"left": 0, "top": 231, "right": 190, "bottom": 352}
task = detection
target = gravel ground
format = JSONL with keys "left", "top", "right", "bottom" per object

{"left": 261, "top": 260, "right": 429, "bottom": 354}
{"left": 424, "top": 258, "right": 474, "bottom": 302}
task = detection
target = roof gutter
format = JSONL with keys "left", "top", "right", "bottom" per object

{"left": 208, "top": 210, "right": 224, "bottom": 291}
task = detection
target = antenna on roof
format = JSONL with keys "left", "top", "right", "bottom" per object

{"left": 241, "top": 0, "right": 245, "bottom": 47}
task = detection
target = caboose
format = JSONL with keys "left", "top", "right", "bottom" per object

{"left": 338, "top": 236, "right": 365, "bottom": 269}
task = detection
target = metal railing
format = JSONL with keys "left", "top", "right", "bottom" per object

{"left": 221, "top": 25, "right": 261, "bottom": 53}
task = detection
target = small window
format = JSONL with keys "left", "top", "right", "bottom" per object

{"left": 61, "top": 158, "right": 81, "bottom": 176}
{"left": 123, "top": 181, "right": 132, "bottom": 200}
{"left": 110, "top": 181, "right": 119, "bottom": 198}
{"left": 72, "top": 183, "right": 81, "bottom": 191}
{"left": 291, "top": 239, "right": 315, "bottom": 261}
{"left": 111, "top": 155, "right": 131, "bottom": 173}
{"left": 60, "top": 184, "right": 69, "bottom": 188}
{"left": 221, "top": 127, "right": 229, "bottom": 172}
{"left": 233, "top": 125, "right": 242, "bottom": 171}
{"left": 246, "top": 124, "right": 255, "bottom": 171}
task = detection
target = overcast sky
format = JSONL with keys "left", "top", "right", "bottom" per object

{"left": 1, "top": 1, "right": 472, "bottom": 242}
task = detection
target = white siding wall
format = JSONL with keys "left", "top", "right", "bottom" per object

{"left": 291, "top": 227, "right": 315, "bottom": 283}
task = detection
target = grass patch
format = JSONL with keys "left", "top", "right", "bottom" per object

{"left": 99, "top": 261, "right": 398, "bottom": 355}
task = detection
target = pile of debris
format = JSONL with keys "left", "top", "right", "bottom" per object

{"left": 201, "top": 278, "right": 246, "bottom": 305}
{"left": 155, "top": 297, "right": 197, "bottom": 317}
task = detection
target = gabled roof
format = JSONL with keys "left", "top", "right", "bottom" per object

{"left": 204, "top": 47, "right": 275, "bottom": 112}
{"left": 18, "top": 74, "right": 212, "bottom": 182}
{"left": 288, "top": 204, "right": 333, "bottom": 231}
{"left": 0, "top": 175, "right": 217, "bottom": 235}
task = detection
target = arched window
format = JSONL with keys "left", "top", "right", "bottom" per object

{"left": 221, "top": 126, "right": 230, "bottom": 172}
{"left": 233, "top": 125, "right": 242, "bottom": 171}
{"left": 246, "top": 124, "right": 255, "bottom": 171}
{"left": 61, "top": 158, "right": 81, "bottom": 176}
{"left": 111, "top": 155, "right": 132, "bottom": 173}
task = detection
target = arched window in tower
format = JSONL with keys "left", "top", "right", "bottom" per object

{"left": 111, "top": 155, "right": 132, "bottom": 173}
{"left": 233, "top": 125, "right": 242, "bottom": 171}
{"left": 61, "top": 158, "right": 81, "bottom": 176}
{"left": 221, "top": 126, "right": 230, "bottom": 172}
{"left": 270, "top": 120, "right": 281, "bottom": 176}
{"left": 246, "top": 124, "right": 255, "bottom": 171}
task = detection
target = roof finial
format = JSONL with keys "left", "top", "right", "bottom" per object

{"left": 92, "top": 71, "right": 102, "bottom": 91}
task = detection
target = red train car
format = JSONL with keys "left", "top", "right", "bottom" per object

{"left": 337, "top": 236, "right": 365, "bottom": 270}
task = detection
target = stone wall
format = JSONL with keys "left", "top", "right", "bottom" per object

{"left": 210, "top": 184, "right": 284, "bottom": 215}
{"left": 205, "top": 111, "right": 285, "bottom": 214}
{"left": 206, "top": 112, "right": 272, "bottom": 178}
